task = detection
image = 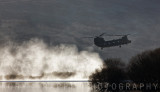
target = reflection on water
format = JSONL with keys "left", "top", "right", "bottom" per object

{"left": 0, "top": 82, "right": 91, "bottom": 92}
{"left": 0, "top": 82, "right": 147, "bottom": 92}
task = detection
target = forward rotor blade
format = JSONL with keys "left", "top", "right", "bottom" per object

{"left": 99, "top": 33, "right": 105, "bottom": 37}
{"left": 104, "top": 34, "right": 123, "bottom": 36}
{"left": 82, "top": 37, "right": 94, "bottom": 38}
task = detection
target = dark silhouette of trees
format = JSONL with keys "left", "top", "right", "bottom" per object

{"left": 89, "top": 58, "right": 126, "bottom": 83}
{"left": 89, "top": 48, "right": 160, "bottom": 92}
{"left": 127, "top": 48, "right": 160, "bottom": 83}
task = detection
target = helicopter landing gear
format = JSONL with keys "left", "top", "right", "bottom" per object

{"left": 119, "top": 45, "right": 121, "bottom": 48}
{"left": 101, "top": 47, "right": 103, "bottom": 50}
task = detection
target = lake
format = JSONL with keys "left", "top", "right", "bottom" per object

{"left": 0, "top": 82, "right": 94, "bottom": 92}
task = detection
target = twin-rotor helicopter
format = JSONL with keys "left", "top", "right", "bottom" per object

{"left": 83, "top": 33, "right": 132, "bottom": 50}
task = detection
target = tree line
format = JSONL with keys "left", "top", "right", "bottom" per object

{"left": 89, "top": 48, "right": 160, "bottom": 91}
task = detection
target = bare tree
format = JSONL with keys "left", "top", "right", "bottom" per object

{"left": 127, "top": 48, "right": 160, "bottom": 83}
{"left": 90, "top": 58, "right": 126, "bottom": 83}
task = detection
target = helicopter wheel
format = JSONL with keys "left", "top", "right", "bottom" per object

{"left": 119, "top": 45, "right": 121, "bottom": 48}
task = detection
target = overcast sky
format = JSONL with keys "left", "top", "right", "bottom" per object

{"left": 0, "top": 0, "right": 160, "bottom": 62}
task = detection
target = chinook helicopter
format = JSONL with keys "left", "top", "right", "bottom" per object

{"left": 84, "top": 33, "right": 132, "bottom": 49}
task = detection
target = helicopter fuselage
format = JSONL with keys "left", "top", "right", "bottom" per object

{"left": 94, "top": 36, "right": 131, "bottom": 48}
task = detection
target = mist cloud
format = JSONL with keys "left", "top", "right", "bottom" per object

{"left": 0, "top": 38, "right": 103, "bottom": 80}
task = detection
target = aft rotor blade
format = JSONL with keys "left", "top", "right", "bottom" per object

{"left": 105, "top": 34, "right": 131, "bottom": 36}
{"left": 126, "top": 34, "right": 131, "bottom": 36}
